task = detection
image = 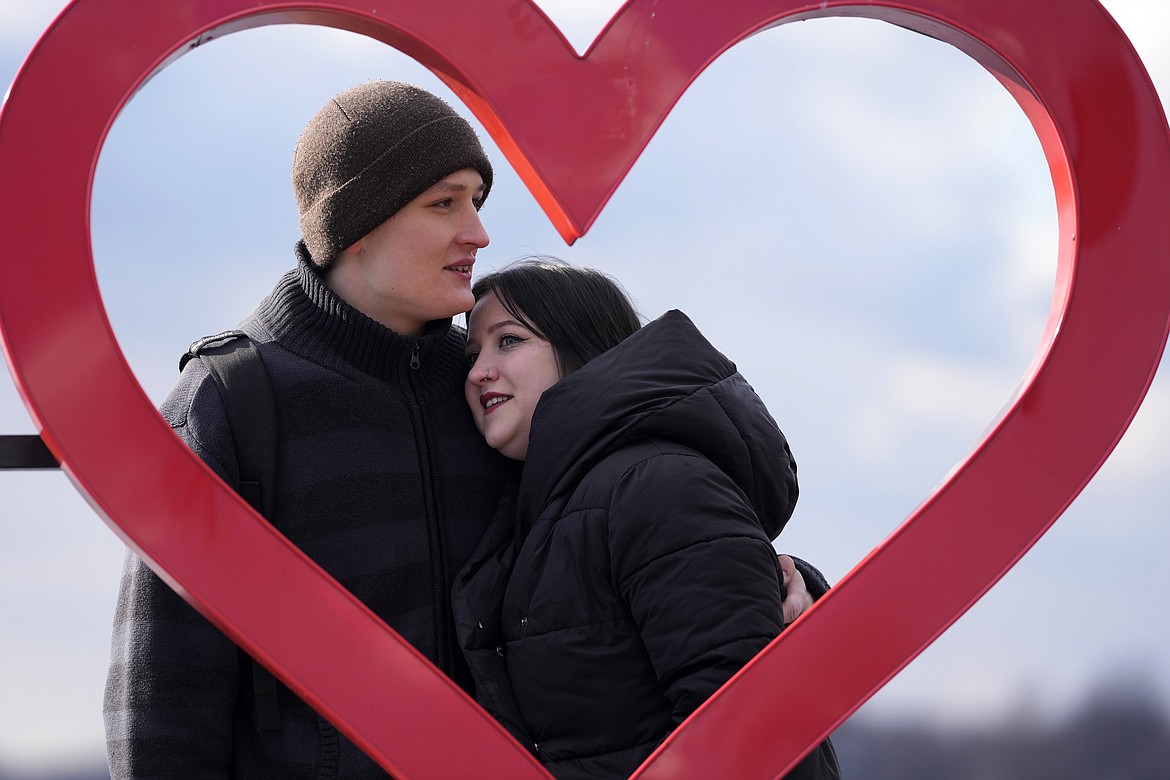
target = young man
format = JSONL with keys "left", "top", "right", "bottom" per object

{"left": 104, "top": 80, "right": 515, "bottom": 779}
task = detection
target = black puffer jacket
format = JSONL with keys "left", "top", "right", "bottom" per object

{"left": 453, "top": 310, "right": 839, "bottom": 779}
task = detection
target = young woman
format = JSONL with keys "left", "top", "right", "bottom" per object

{"left": 453, "top": 259, "right": 840, "bottom": 779}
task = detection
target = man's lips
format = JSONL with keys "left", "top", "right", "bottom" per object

{"left": 445, "top": 258, "right": 475, "bottom": 275}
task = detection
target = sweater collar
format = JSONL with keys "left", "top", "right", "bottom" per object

{"left": 250, "top": 243, "right": 465, "bottom": 386}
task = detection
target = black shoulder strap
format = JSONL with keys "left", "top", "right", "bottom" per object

{"left": 182, "top": 330, "right": 282, "bottom": 731}
{"left": 183, "top": 331, "right": 277, "bottom": 519}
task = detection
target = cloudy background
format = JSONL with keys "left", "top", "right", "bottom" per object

{"left": 1, "top": 0, "right": 1167, "bottom": 774}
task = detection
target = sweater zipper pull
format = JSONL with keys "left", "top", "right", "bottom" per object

{"left": 410, "top": 340, "right": 422, "bottom": 370}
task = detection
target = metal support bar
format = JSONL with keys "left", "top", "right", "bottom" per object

{"left": 0, "top": 435, "right": 60, "bottom": 469}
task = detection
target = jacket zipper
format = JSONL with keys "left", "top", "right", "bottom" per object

{"left": 405, "top": 345, "right": 452, "bottom": 674}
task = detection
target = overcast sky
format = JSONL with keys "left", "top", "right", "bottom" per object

{"left": 2, "top": 0, "right": 1168, "bottom": 773}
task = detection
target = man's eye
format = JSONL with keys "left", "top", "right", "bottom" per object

{"left": 433, "top": 198, "right": 453, "bottom": 208}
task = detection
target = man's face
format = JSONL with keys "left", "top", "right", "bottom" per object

{"left": 329, "top": 168, "right": 489, "bottom": 336}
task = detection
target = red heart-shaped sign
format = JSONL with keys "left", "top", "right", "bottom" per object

{"left": 1, "top": 0, "right": 1168, "bottom": 778}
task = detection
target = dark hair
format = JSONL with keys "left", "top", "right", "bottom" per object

{"left": 470, "top": 258, "right": 642, "bottom": 376}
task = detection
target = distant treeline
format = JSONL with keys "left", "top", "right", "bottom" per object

{"left": 833, "top": 680, "right": 1170, "bottom": 780}
{"left": 5, "top": 681, "right": 1170, "bottom": 779}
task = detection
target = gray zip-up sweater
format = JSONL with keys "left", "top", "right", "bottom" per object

{"left": 104, "top": 247, "right": 513, "bottom": 778}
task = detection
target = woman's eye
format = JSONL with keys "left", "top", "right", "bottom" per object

{"left": 499, "top": 334, "right": 525, "bottom": 349}
{"left": 465, "top": 351, "right": 479, "bottom": 366}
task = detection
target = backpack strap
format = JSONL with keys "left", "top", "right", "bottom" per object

{"left": 182, "top": 331, "right": 277, "bottom": 519}
{"left": 182, "top": 330, "right": 282, "bottom": 731}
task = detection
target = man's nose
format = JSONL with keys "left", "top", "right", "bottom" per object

{"left": 461, "top": 208, "right": 489, "bottom": 248}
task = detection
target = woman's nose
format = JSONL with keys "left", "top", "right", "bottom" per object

{"left": 473, "top": 364, "right": 497, "bottom": 383}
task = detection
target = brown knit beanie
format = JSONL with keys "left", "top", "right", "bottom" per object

{"left": 292, "top": 81, "right": 493, "bottom": 268}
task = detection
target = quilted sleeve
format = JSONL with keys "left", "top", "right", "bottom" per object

{"left": 607, "top": 448, "right": 785, "bottom": 725}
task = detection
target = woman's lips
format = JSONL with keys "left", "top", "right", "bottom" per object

{"left": 480, "top": 393, "right": 511, "bottom": 414}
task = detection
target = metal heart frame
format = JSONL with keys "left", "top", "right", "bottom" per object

{"left": 0, "top": 0, "right": 1167, "bottom": 778}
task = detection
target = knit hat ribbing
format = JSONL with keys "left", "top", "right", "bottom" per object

{"left": 292, "top": 81, "right": 493, "bottom": 268}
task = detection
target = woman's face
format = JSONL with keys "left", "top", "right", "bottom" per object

{"left": 464, "top": 291, "right": 562, "bottom": 461}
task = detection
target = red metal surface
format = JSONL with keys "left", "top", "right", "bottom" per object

{"left": 0, "top": 1, "right": 1167, "bottom": 778}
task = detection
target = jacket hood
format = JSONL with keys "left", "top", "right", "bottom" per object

{"left": 517, "top": 309, "right": 797, "bottom": 539}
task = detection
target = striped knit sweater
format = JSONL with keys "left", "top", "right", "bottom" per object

{"left": 104, "top": 247, "right": 513, "bottom": 778}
